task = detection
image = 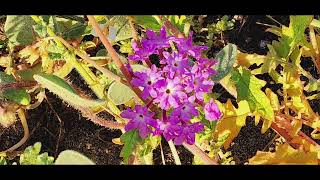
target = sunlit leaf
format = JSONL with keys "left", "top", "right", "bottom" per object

{"left": 120, "top": 130, "right": 142, "bottom": 164}
{"left": 4, "top": 16, "right": 36, "bottom": 46}
{"left": 55, "top": 150, "right": 95, "bottom": 165}
{"left": 133, "top": 16, "right": 161, "bottom": 31}
{"left": 0, "top": 72, "right": 31, "bottom": 105}
{"left": 249, "top": 143, "right": 318, "bottom": 164}
{"left": 231, "top": 67, "right": 274, "bottom": 133}
{"left": 213, "top": 100, "right": 250, "bottom": 149}
{"left": 271, "top": 16, "right": 313, "bottom": 58}
{"left": 20, "top": 142, "right": 54, "bottom": 165}
{"left": 107, "top": 81, "right": 136, "bottom": 105}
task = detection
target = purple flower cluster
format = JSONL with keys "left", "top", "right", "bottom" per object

{"left": 121, "top": 26, "right": 222, "bottom": 145}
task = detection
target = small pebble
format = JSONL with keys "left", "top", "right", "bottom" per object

{"left": 86, "top": 143, "right": 92, "bottom": 150}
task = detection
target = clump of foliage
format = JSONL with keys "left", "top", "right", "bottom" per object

{"left": 0, "top": 142, "right": 94, "bottom": 165}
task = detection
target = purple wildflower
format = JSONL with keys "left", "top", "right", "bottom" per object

{"left": 192, "top": 58, "right": 218, "bottom": 78}
{"left": 123, "top": 25, "right": 222, "bottom": 145}
{"left": 185, "top": 72, "right": 215, "bottom": 103}
{"left": 131, "top": 65, "right": 163, "bottom": 99}
{"left": 143, "top": 26, "right": 171, "bottom": 49}
{"left": 204, "top": 99, "right": 222, "bottom": 121}
{"left": 120, "top": 105, "right": 158, "bottom": 138}
{"left": 170, "top": 103, "right": 199, "bottom": 123}
{"left": 153, "top": 77, "right": 187, "bottom": 110}
{"left": 162, "top": 123, "right": 182, "bottom": 142}
{"left": 128, "top": 40, "right": 157, "bottom": 61}
{"left": 161, "top": 51, "right": 190, "bottom": 77}
{"left": 171, "top": 122, "right": 204, "bottom": 145}
{"left": 174, "top": 32, "right": 208, "bottom": 58}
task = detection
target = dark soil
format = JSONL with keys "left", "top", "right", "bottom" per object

{"left": 1, "top": 15, "right": 320, "bottom": 165}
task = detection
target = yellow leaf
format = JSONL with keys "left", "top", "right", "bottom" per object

{"left": 265, "top": 88, "right": 280, "bottom": 111}
{"left": 282, "top": 67, "right": 318, "bottom": 119}
{"left": 311, "top": 129, "right": 320, "bottom": 139}
{"left": 290, "top": 119, "right": 302, "bottom": 137}
{"left": 214, "top": 100, "right": 250, "bottom": 149}
{"left": 219, "top": 73, "right": 237, "bottom": 98}
{"left": 112, "top": 138, "right": 123, "bottom": 145}
{"left": 249, "top": 143, "right": 318, "bottom": 165}
{"left": 236, "top": 51, "right": 265, "bottom": 68}
{"left": 253, "top": 112, "right": 260, "bottom": 126}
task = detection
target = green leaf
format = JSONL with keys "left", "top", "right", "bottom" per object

{"left": 107, "top": 81, "right": 136, "bottom": 105}
{"left": 168, "top": 15, "right": 187, "bottom": 33}
{"left": 119, "top": 39, "right": 133, "bottom": 54}
{"left": 4, "top": 16, "right": 36, "bottom": 46}
{"left": 110, "top": 16, "right": 133, "bottom": 43}
{"left": 272, "top": 15, "right": 313, "bottom": 58}
{"left": 55, "top": 150, "right": 95, "bottom": 165}
{"left": 47, "top": 41, "right": 67, "bottom": 60}
{"left": 20, "top": 142, "right": 54, "bottom": 165}
{"left": 231, "top": 67, "right": 274, "bottom": 133}
{"left": 51, "top": 16, "right": 91, "bottom": 40}
{"left": 63, "top": 24, "right": 91, "bottom": 40}
{"left": 0, "top": 72, "right": 31, "bottom": 105}
{"left": 135, "top": 136, "right": 160, "bottom": 165}
{"left": 0, "top": 39, "right": 7, "bottom": 49}
{"left": 33, "top": 24, "right": 47, "bottom": 38}
{"left": 120, "top": 130, "right": 142, "bottom": 164}
{"left": 17, "top": 64, "right": 42, "bottom": 81}
{"left": 133, "top": 16, "right": 161, "bottom": 31}
{"left": 96, "top": 49, "right": 107, "bottom": 56}
{"left": 93, "top": 16, "right": 108, "bottom": 24}
{"left": 212, "top": 43, "right": 237, "bottom": 81}
{"left": 34, "top": 73, "right": 105, "bottom": 109}
{"left": 305, "top": 79, "right": 320, "bottom": 92}
{"left": 0, "top": 157, "right": 7, "bottom": 165}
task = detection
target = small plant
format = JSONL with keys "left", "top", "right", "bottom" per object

{"left": 0, "top": 142, "right": 94, "bottom": 165}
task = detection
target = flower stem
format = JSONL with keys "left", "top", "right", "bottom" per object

{"left": 87, "top": 15, "right": 157, "bottom": 111}
{"left": 87, "top": 16, "right": 133, "bottom": 82}
{"left": 159, "top": 141, "right": 166, "bottom": 165}
{"left": 162, "top": 110, "right": 167, "bottom": 121}
{"left": 168, "top": 140, "right": 181, "bottom": 165}
{"left": 182, "top": 143, "right": 218, "bottom": 165}
{"left": 80, "top": 107, "right": 126, "bottom": 130}
{"left": 159, "top": 16, "right": 185, "bottom": 38}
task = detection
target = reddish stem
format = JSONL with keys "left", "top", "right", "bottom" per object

{"left": 271, "top": 115, "right": 320, "bottom": 149}
{"left": 182, "top": 143, "right": 218, "bottom": 165}
{"left": 160, "top": 16, "right": 185, "bottom": 38}
{"left": 88, "top": 16, "right": 133, "bottom": 82}
{"left": 0, "top": 81, "right": 37, "bottom": 92}
{"left": 162, "top": 110, "right": 167, "bottom": 122}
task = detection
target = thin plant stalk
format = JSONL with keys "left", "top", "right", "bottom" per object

{"left": 168, "top": 140, "right": 181, "bottom": 165}
{"left": 1, "top": 109, "right": 29, "bottom": 153}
